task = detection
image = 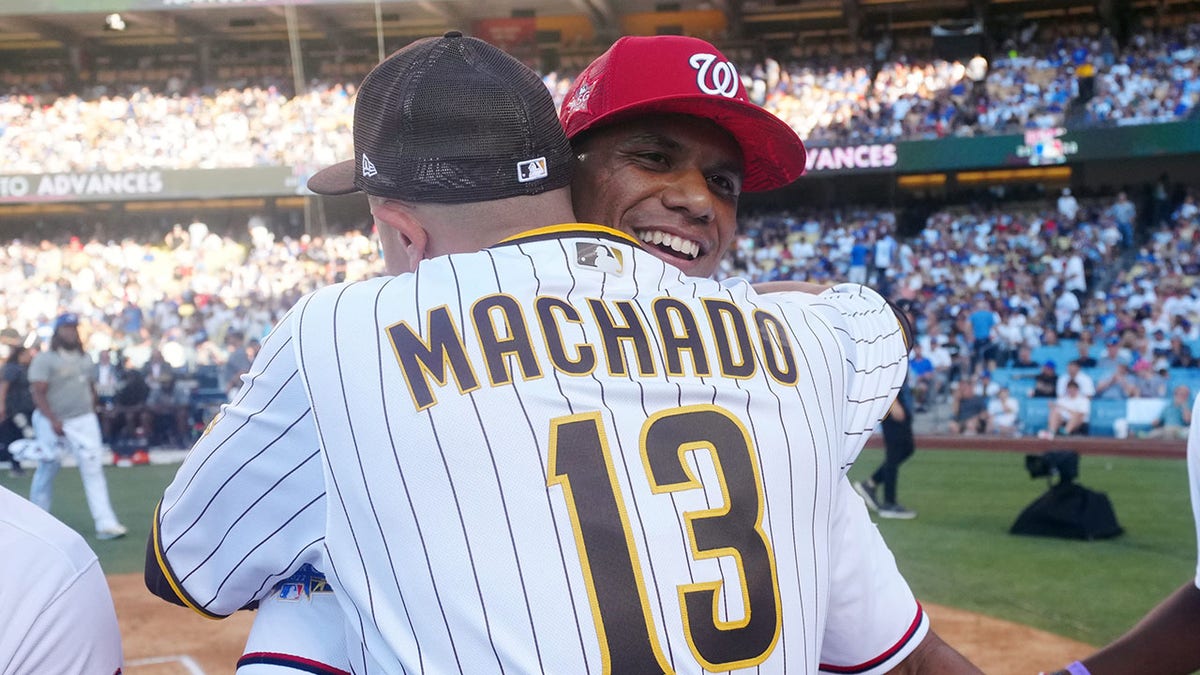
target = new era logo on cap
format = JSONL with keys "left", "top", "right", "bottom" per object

{"left": 361, "top": 154, "right": 378, "bottom": 178}
{"left": 517, "top": 157, "right": 548, "bottom": 183}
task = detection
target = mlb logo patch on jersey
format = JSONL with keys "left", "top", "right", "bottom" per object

{"left": 277, "top": 582, "right": 307, "bottom": 601}
{"left": 275, "top": 563, "right": 330, "bottom": 601}
{"left": 573, "top": 242, "right": 624, "bottom": 275}
{"left": 517, "top": 156, "right": 548, "bottom": 183}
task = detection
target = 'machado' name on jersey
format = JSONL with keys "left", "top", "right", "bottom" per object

{"left": 388, "top": 294, "right": 799, "bottom": 411}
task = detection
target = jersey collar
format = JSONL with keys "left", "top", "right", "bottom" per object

{"left": 493, "top": 223, "right": 641, "bottom": 249}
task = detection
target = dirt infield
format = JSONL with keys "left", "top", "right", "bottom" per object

{"left": 110, "top": 574, "right": 1094, "bottom": 674}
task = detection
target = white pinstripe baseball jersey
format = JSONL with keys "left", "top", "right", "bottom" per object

{"left": 152, "top": 223, "right": 925, "bottom": 674}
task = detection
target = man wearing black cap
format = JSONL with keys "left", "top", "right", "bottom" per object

{"left": 150, "top": 33, "right": 974, "bottom": 675}
{"left": 27, "top": 314, "right": 126, "bottom": 540}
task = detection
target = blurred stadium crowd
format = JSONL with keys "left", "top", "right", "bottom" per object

{"left": 3, "top": 186, "right": 1199, "bottom": 447}
{"left": 2, "top": 21, "right": 1199, "bottom": 173}
{"left": 1, "top": 17, "right": 1199, "bottom": 449}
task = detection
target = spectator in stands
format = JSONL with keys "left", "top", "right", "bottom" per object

{"left": 993, "top": 307, "right": 1025, "bottom": 367}
{"left": 848, "top": 232, "right": 871, "bottom": 284}
{"left": 873, "top": 226, "right": 897, "bottom": 294}
{"left": 975, "top": 370, "right": 1001, "bottom": 397}
{"left": 1057, "top": 188, "right": 1080, "bottom": 223}
{"left": 1148, "top": 328, "right": 1172, "bottom": 358}
{"left": 968, "top": 297, "right": 999, "bottom": 375}
{"left": 1030, "top": 360, "right": 1060, "bottom": 398}
{"left": 1057, "top": 359, "right": 1096, "bottom": 398}
{"left": 144, "top": 350, "right": 189, "bottom": 449}
{"left": 107, "top": 355, "right": 152, "bottom": 466}
{"left": 926, "top": 333, "right": 955, "bottom": 398}
{"left": 94, "top": 350, "right": 118, "bottom": 408}
{"left": 1130, "top": 359, "right": 1169, "bottom": 398}
{"left": 1145, "top": 384, "right": 1192, "bottom": 440}
{"left": 1054, "top": 286, "right": 1082, "bottom": 336}
{"left": 1108, "top": 191, "right": 1137, "bottom": 248}
{"left": 1174, "top": 194, "right": 1199, "bottom": 222}
{"left": 1095, "top": 361, "right": 1136, "bottom": 399}
{"left": 1095, "top": 336, "right": 1128, "bottom": 371}
{"left": 222, "top": 331, "right": 252, "bottom": 401}
{"left": 949, "top": 376, "right": 989, "bottom": 435}
{"left": 985, "top": 385, "right": 1020, "bottom": 437}
{"left": 1039, "top": 380, "right": 1092, "bottom": 438}
{"left": 1166, "top": 335, "right": 1196, "bottom": 368}
{"left": 1012, "top": 344, "right": 1040, "bottom": 368}
{"left": 1073, "top": 338, "right": 1098, "bottom": 368}
{"left": 908, "top": 344, "right": 935, "bottom": 412}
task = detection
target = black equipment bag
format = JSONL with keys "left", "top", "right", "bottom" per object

{"left": 1010, "top": 482, "right": 1123, "bottom": 540}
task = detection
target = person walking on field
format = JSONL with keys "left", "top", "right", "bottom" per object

{"left": 28, "top": 314, "right": 126, "bottom": 540}
{"left": 0, "top": 340, "right": 35, "bottom": 477}
{"left": 856, "top": 375, "right": 919, "bottom": 519}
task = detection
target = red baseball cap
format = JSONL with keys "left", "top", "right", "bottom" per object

{"left": 560, "top": 35, "right": 806, "bottom": 192}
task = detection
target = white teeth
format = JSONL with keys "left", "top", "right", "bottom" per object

{"left": 635, "top": 229, "right": 700, "bottom": 259}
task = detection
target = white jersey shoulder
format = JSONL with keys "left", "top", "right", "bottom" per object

{"left": 168, "top": 228, "right": 920, "bottom": 674}
{"left": 0, "top": 485, "right": 123, "bottom": 675}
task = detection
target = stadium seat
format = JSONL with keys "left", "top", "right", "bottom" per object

{"left": 1019, "top": 397, "right": 1053, "bottom": 436}
{"left": 1031, "top": 344, "right": 1079, "bottom": 368}
{"left": 1168, "top": 368, "right": 1200, "bottom": 394}
{"left": 1088, "top": 399, "right": 1126, "bottom": 437}
{"left": 1126, "top": 397, "right": 1169, "bottom": 436}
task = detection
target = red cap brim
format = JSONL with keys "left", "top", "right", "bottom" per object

{"left": 307, "top": 159, "right": 360, "bottom": 196}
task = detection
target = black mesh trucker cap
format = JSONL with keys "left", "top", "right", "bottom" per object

{"left": 308, "top": 31, "right": 572, "bottom": 203}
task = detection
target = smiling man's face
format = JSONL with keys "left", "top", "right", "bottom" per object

{"left": 571, "top": 113, "right": 742, "bottom": 279}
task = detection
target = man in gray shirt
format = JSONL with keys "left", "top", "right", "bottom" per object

{"left": 28, "top": 314, "right": 126, "bottom": 540}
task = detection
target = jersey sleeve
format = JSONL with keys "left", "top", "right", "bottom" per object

{"left": 147, "top": 304, "right": 328, "bottom": 618}
{"left": 810, "top": 283, "right": 910, "bottom": 469}
{"left": 15, "top": 559, "right": 124, "bottom": 675}
{"left": 820, "top": 478, "right": 929, "bottom": 674}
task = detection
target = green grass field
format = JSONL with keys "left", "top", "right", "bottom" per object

{"left": 3, "top": 447, "right": 1192, "bottom": 647}
{"left": 847, "top": 448, "right": 1194, "bottom": 646}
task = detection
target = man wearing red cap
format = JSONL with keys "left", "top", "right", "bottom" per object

{"left": 561, "top": 35, "right": 807, "bottom": 280}
{"left": 173, "top": 34, "right": 974, "bottom": 675}
{"left": 563, "top": 34, "right": 970, "bottom": 674}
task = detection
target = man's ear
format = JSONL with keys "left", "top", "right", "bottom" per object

{"left": 372, "top": 199, "right": 429, "bottom": 270}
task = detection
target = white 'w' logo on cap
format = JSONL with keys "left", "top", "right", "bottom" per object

{"left": 362, "top": 154, "right": 378, "bottom": 178}
{"left": 689, "top": 53, "right": 739, "bottom": 98}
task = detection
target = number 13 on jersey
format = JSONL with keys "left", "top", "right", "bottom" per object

{"left": 547, "top": 405, "right": 782, "bottom": 674}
